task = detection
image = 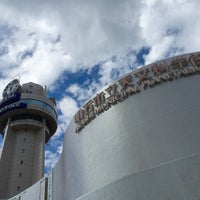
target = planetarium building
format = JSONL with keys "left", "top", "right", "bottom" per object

{"left": 9, "top": 52, "right": 200, "bottom": 199}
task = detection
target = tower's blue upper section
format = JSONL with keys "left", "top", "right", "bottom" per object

{"left": 0, "top": 80, "right": 57, "bottom": 142}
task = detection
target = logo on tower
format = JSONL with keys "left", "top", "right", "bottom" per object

{"left": 0, "top": 79, "right": 23, "bottom": 111}
{"left": 2, "top": 79, "right": 20, "bottom": 99}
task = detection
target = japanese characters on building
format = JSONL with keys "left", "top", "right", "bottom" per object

{"left": 74, "top": 53, "right": 200, "bottom": 133}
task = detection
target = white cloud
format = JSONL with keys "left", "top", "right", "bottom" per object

{"left": 0, "top": 0, "right": 199, "bottom": 94}
{"left": 66, "top": 82, "right": 100, "bottom": 103}
{"left": 144, "top": 37, "right": 175, "bottom": 65}
{"left": 51, "top": 96, "right": 79, "bottom": 139}
{"left": 45, "top": 149, "right": 60, "bottom": 172}
{"left": 0, "top": 21, "right": 72, "bottom": 89}
{"left": 0, "top": 0, "right": 199, "bottom": 82}
{"left": 58, "top": 96, "right": 79, "bottom": 119}
{"left": 99, "top": 52, "right": 137, "bottom": 84}
{"left": 140, "top": 0, "right": 200, "bottom": 63}
{"left": 65, "top": 52, "right": 138, "bottom": 105}
{"left": 67, "top": 84, "right": 81, "bottom": 97}
{"left": 0, "top": 0, "right": 144, "bottom": 67}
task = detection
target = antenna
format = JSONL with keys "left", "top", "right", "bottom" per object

{"left": 11, "top": 74, "right": 20, "bottom": 82}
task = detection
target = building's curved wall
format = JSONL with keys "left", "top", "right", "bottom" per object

{"left": 53, "top": 52, "right": 200, "bottom": 200}
{"left": 9, "top": 52, "right": 200, "bottom": 200}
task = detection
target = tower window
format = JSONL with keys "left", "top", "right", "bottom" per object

{"left": 17, "top": 186, "right": 20, "bottom": 191}
{"left": 21, "top": 148, "right": 25, "bottom": 153}
{"left": 18, "top": 172, "right": 22, "bottom": 177}
{"left": 20, "top": 160, "right": 24, "bottom": 165}
{"left": 23, "top": 138, "right": 27, "bottom": 142}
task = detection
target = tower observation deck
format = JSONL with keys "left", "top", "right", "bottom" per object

{"left": 0, "top": 80, "right": 57, "bottom": 199}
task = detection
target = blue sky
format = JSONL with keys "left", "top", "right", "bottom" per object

{"left": 0, "top": 0, "right": 199, "bottom": 173}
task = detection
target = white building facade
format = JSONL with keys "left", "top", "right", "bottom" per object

{"left": 6, "top": 52, "right": 200, "bottom": 199}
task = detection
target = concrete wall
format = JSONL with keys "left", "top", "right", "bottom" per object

{"left": 9, "top": 177, "right": 46, "bottom": 200}
{"left": 0, "top": 119, "right": 46, "bottom": 199}
{"left": 53, "top": 52, "right": 200, "bottom": 200}
{"left": 52, "top": 76, "right": 200, "bottom": 199}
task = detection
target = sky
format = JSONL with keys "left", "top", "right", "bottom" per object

{"left": 0, "top": 0, "right": 199, "bottom": 173}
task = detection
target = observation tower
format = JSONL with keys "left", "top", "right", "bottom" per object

{"left": 0, "top": 80, "right": 57, "bottom": 199}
